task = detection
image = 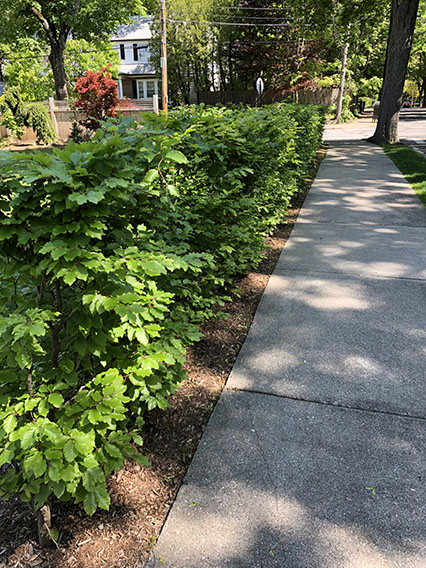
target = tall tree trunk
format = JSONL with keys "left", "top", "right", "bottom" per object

{"left": 335, "top": 41, "right": 349, "bottom": 123}
{"left": 370, "top": 0, "right": 419, "bottom": 145}
{"left": 49, "top": 39, "right": 68, "bottom": 100}
{"left": 218, "top": 52, "right": 226, "bottom": 91}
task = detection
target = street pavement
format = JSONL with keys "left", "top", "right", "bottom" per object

{"left": 324, "top": 109, "right": 426, "bottom": 144}
{"left": 146, "top": 121, "right": 426, "bottom": 568}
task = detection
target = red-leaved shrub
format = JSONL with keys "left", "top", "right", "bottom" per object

{"left": 73, "top": 65, "right": 119, "bottom": 130}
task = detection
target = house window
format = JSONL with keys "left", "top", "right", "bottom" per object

{"left": 136, "top": 79, "right": 158, "bottom": 99}
{"left": 146, "top": 80, "right": 156, "bottom": 98}
{"left": 119, "top": 44, "right": 125, "bottom": 59}
{"left": 139, "top": 48, "right": 149, "bottom": 62}
{"left": 131, "top": 43, "right": 149, "bottom": 63}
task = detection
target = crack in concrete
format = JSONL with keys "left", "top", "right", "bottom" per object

{"left": 227, "top": 387, "right": 426, "bottom": 422}
{"left": 245, "top": 394, "right": 281, "bottom": 568}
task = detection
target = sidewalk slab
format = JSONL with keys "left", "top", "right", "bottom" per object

{"left": 148, "top": 390, "right": 426, "bottom": 568}
{"left": 299, "top": 145, "right": 426, "bottom": 227}
{"left": 146, "top": 140, "right": 426, "bottom": 568}
{"left": 227, "top": 272, "right": 426, "bottom": 417}
{"left": 276, "top": 222, "right": 426, "bottom": 279}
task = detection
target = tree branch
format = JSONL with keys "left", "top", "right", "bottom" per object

{"left": 30, "top": 6, "right": 55, "bottom": 43}
{"left": 55, "top": 281, "right": 63, "bottom": 313}
{"left": 331, "top": 0, "right": 343, "bottom": 47}
{"left": 27, "top": 367, "right": 34, "bottom": 396}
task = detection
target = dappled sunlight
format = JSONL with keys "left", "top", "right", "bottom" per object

{"left": 319, "top": 525, "right": 426, "bottom": 568}
{"left": 151, "top": 390, "right": 426, "bottom": 567}
{"left": 297, "top": 279, "right": 370, "bottom": 311}
{"left": 340, "top": 355, "right": 384, "bottom": 376}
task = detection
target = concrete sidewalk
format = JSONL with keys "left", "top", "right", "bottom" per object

{"left": 147, "top": 143, "right": 426, "bottom": 568}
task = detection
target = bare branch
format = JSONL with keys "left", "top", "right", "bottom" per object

{"left": 27, "top": 367, "right": 34, "bottom": 397}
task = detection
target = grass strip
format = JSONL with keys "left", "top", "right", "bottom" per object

{"left": 384, "top": 143, "right": 426, "bottom": 206}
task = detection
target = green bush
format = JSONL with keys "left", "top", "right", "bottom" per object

{"left": 0, "top": 87, "right": 56, "bottom": 144}
{"left": 0, "top": 103, "right": 324, "bottom": 540}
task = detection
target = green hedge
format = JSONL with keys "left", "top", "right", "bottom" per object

{"left": 0, "top": 103, "right": 324, "bottom": 527}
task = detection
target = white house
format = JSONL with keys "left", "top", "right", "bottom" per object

{"left": 111, "top": 16, "right": 159, "bottom": 101}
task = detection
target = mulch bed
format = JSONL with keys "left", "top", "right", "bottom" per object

{"left": 0, "top": 147, "right": 327, "bottom": 568}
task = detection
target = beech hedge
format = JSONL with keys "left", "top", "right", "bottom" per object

{"left": 0, "top": 103, "right": 324, "bottom": 532}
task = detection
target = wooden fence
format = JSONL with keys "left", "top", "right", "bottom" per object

{"left": 0, "top": 96, "right": 158, "bottom": 144}
{"left": 197, "top": 87, "right": 341, "bottom": 107}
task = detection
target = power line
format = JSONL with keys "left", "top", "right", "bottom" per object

{"left": 169, "top": 12, "right": 292, "bottom": 21}
{"left": 167, "top": 18, "right": 292, "bottom": 27}
{"left": 198, "top": 6, "right": 293, "bottom": 10}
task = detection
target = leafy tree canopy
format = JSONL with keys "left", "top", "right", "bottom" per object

{"left": 0, "top": 0, "right": 146, "bottom": 43}
{"left": 0, "top": 0, "right": 145, "bottom": 99}
{"left": 0, "top": 38, "right": 120, "bottom": 102}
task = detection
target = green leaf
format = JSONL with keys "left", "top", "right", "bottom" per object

{"left": 0, "top": 448, "right": 13, "bottom": 467}
{"left": 105, "top": 443, "right": 122, "bottom": 458}
{"left": 87, "top": 409, "right": 101, "bottom": 424}
{"left": 73, "top": 431, "right": 95, "bottom": 455}
{"left": 63, "top": 440, "right": 77, "bottom": 463}
{"left": 52, "top": 480, "right": 66, "bottom": 499}
{"left": 21, "top": 424, "right": 38, "bottom": 449}
{"left": 41, "top": 422, "right": 62, "bottom": 442}
{"left": 15, "top": 350, "right": 31, "bottom": 370}
{"left": 48, "top": 393, "right": 64, "bottom": 408}
{"left": 165, "top": 150, "right": 188, "bottom": 164}
{"left": 83, "top": 492, "right": 97, "bottom": 516}
{"left": 86, "top": 190, "right": 104, "bottom": 204}
{"left": 62, "top": 270, "right": 77, "bottom": 286}
{"left": 3, "top": 414, "right": 17, "bottom": 434}
{"left": 133, "top": 453, "right": 150, "bottom": 467}
{"left": 45, "top": 448, "right": 62, "bottom": 460}
{"left": 61, "top": 464, "right": 76, "bottom": 482}
{"left": 25, "top": 451, "right": 47, "bottom": 478}
{"left": 135, "top": 328, "right": 149, "bottom": 345}
{"left": 33, "top": 485, "right": 50, "bottom": 510}
{"left": 83, "top": 467, "right": 104, "bottom": 492}
{"left": 94, "top": 485, "right": 110, "bottom": 511}
{"left": 143, "top": 168, "right": 159, "bottom": 184}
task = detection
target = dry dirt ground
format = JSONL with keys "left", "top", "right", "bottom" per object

{"left": 0, "top": 148, "right": 327, "bottom": 568}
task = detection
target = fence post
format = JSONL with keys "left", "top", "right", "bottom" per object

{"left": 48, "top": 97, "right": 59, "bottom": 137}
{"left": 152, "top": 94, "right": 159, "bottom": 114}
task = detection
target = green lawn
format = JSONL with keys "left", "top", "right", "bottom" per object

{"left": 384, "top": 144, "right": 426, "bottom": 207}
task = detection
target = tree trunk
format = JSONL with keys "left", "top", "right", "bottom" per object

{"left": 370, "top": 0, "right": 419, "bottom": 145}
{"left": 335, "top": 42, "right": 349, "bottom": 123}
{"left": 49, "top": 40, "right": 68, "bottom": 100}
{"left": 37, "top": 504, "right": 52, "bottom": 548}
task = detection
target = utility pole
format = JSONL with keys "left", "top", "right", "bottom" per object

{"left": 160, "top": 0, "right": 168, "bottom": 115}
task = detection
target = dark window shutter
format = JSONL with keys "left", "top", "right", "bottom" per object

{"left": 120, "top": 44, "right": 125, "bottom": 59}
{"left": 133, "top": 44, "right": 138, "bottom": 61}
{"left": 132, "top": 80, "right": 138, "bottom": 99}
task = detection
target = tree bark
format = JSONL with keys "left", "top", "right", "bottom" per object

{"left": 370, "top": 0, "right": 420, "bottom": 145}
{"left": 37, "top": 504, "right": 52, "bottom": 548}
{"left": 49, "top": 39, "right": 68, "bottom": 100}
{"left": 335, "top": 41, "right": 349, "bottom": 123}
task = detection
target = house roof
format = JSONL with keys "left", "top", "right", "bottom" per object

{"left": 119, "top": 63, "right": 156, "bottom": 76}
{"left": 111, "top": 16, "right": 153, "bottom": 42}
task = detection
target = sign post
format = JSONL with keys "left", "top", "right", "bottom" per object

{"left": 160, "top": 0, "right": 168, "bottom": 115}
{"left": 256, "top": 77, "right": 264, "bottom": 107}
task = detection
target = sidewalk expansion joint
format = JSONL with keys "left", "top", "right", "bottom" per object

{"left": 226, "top": 387, "right": 426, "bottom": 421}
{"left": 297, "top": 220, "right": 426, "bottom": 228}
{"left": 280, "top": 267, "right": 426, "bottom": 282}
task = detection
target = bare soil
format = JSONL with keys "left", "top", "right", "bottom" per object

{"left": 0, "top": 147, "right": 327, "bottom": 568}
